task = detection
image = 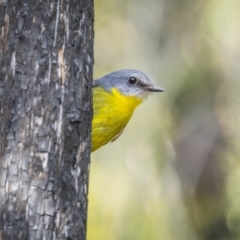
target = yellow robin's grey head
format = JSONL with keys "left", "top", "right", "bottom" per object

{"left": 93, "top": 69, "right": 164, "bottom": 99}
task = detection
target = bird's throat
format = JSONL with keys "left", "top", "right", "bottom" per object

{"left": 91, "top": 87, "right": 143, "bottom": 151}
{"left": 111, "top": 88, "right": 143, "bottom": 111}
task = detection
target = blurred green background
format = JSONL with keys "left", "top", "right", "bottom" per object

{"left": 88, "top": 0, "right": 240, "bottom": 239}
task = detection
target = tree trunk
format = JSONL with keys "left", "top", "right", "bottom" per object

{"left": 0, "top": 0, "right": 94, "bottom": 239}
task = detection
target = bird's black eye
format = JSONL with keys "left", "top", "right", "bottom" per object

{"left": 128, "top": 77, "right": 137, "bottom": 85}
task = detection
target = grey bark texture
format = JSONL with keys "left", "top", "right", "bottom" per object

{"left": 0, "top": 0, "right": 94, "bottom": 239}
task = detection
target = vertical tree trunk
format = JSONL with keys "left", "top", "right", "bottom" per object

{"left": 0, "top": 0, "right": 94, "bottom": 239}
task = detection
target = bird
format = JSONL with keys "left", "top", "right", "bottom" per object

{"left": 91, "top": 69, "right": 164, "bottom": 152}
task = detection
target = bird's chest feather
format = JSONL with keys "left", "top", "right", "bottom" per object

{"left": 92, "top": 87, "right": 142, "bottom": 151}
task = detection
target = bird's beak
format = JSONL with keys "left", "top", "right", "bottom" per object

{"left": 144, "top": 85, "right": 164, "bottom": 92}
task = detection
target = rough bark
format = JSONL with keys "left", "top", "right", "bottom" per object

{"left": 0, "top": 0, "right": 94, "bottom": 239}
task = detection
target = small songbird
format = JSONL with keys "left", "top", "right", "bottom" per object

{"left": 91, "top": 69, "right": 164, "bottom": 152}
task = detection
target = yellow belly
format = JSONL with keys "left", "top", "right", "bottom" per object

{"left": 91, "top": 87, "right": 142, "bottom": 152}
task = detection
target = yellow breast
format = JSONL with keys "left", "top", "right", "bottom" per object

{"left": 91, "top": 87, "right": 143, "bottom": 152}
